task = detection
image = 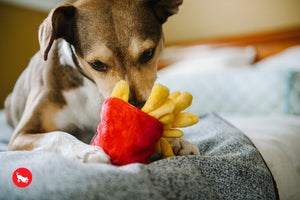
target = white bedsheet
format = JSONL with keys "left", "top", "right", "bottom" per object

{"left": 222, "top": 114, "right": 300, "bottom": 200}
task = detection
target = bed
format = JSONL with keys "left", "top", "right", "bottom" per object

{"left": 1, "top": 28, "right": 300, "bottom": 200}
{"left": 156, "top": 27, "right": 300, "bottom": 200}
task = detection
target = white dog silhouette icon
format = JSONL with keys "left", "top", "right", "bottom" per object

{"left": 16, "top": 173, "right": 29, "bottom": 183}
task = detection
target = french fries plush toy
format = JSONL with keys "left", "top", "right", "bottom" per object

{"left": 92, "top": 80, "right": 199, "bottom": 166}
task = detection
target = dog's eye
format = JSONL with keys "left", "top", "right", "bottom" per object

{"left": 90, "top": 60, "right": 108, "bottom": 72}
{"left": 139, "top": 48, "right": 155, "bottom": 64}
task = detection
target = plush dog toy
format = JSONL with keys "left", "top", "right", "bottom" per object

{"left": 92, "top": 80, "right": 199, "bottom": 166}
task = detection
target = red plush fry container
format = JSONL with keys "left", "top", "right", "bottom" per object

{"left": 92, "top": 97, "right": 163, "bottom": 166}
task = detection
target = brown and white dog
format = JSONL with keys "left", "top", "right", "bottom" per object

{"left": 5, "top": 0, "right": 199, "bottom": 164}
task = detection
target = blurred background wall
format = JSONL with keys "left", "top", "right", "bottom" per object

{"left": 163, "top": 0, "right": 300, "bottom": 44}
{"left": 1, "top": 0, "right": 300, "bottom": 109}
{"left": 0, "top": 2, "right": 47, "bottom": 109}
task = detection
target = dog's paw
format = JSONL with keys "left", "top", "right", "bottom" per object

{"left": 75, "top": 145, "right": 111, "bottom": 164}
{"left": 166, "top": 138, "right": 200, "bottom": 156}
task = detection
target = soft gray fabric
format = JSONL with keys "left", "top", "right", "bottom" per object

{"left": 0, "top": 113, "right": 278, "bottom": 200}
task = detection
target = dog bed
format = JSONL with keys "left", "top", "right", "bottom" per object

{"left": 0, "top": 112, "right": 278, "bottom": 200}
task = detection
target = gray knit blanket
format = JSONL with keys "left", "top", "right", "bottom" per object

{"left": 0, "top": 113, "right": 278, "bottom": 200}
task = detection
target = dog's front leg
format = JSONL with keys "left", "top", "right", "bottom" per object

{"left": 9, "top": 131, "right": 110, "bottom": 164}
{"left": 7, "top": 88, "right": 110, "bottom": 164}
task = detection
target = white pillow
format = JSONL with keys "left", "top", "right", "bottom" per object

{"left": 255, "top": 46, "right": 300, "bottom": 69}
{"left": 158, "top": 67, "right": 298, "bottom": 115}
{"left": 159, "top": 45, "right": 256, "bottom": 76}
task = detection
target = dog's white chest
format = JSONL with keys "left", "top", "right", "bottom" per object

{"left": 54, "top": 79, "right": 104, "bottom": 133}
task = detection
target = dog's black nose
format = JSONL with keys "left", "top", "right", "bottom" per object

{"left": 128, "top": 95, "right": 146, "bottom": 109}
{"left": 136, "top": 101, "right": 146, "bottom": 109}
{"left": 128, "top": 89, "right": 147, "bottom": 109}
{"left": 129, "top": 100, "right": 146, "bottom": 110}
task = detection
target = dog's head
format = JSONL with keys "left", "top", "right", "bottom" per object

{"left": 39, "top": 0, "right": 182, "bottom": 108}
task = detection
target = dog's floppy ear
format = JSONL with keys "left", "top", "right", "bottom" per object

{"left": 149, "top": 0, "right": 183, "bottom": 23}
{"left": 39, "top": 3, "right": 76, "bottom": 61}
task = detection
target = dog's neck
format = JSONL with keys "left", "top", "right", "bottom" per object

{"left": 59, "top": 40, "right": 94, "bottom": 82}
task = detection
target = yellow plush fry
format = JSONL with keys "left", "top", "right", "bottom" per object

{"left": 159, "top": 137, "right": 175, "bottom": 158}
{"left": 163, "top": 123, "right": 173, "bottom": 130}
{"left": 141, "top": 84, "right": 169, "bottom": 113}
{"left": 111, "top": 80, "right": 130, "bottom": 102}
{"left": 162, "top": 129, "right": 184, "bottom": 138}
{"left": 148, "top": 98, "right": 175, "bottom": 119}
{"left": 158, "top": 114, "right": 174, "bottom": 125}
{"left": 169, "top": 91, "right": 181, "bottom": 100}
{"left": 173, "top": 92, "right": 193, "bottom": 114}
{"left": 172, "top": 113, "right": 199, "bottom": 128}
{"left": 156, "top": 140, "right": 162, "bottom": 154}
